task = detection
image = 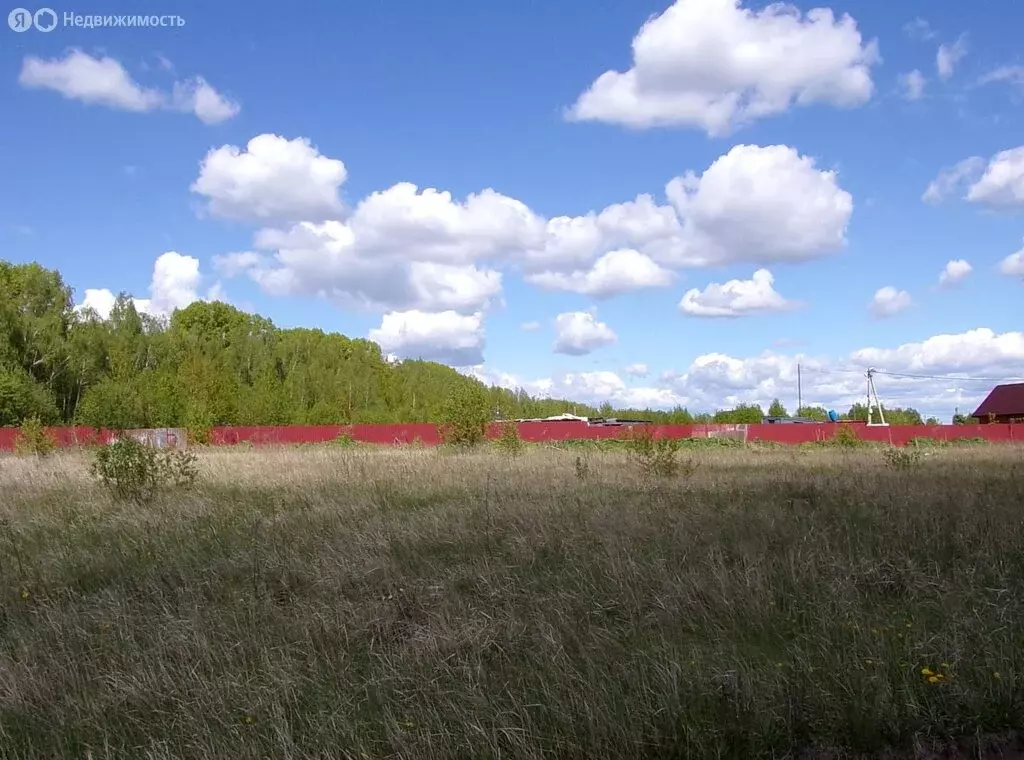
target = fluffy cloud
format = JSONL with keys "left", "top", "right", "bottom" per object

{"left": 191, "top": 135, "right": 348, "bottom": 222}
{"left": 922, "top": 148, "right": 1024, "bottom": 209}
{"left": 623, "top": 363, "right": 649, "bottom": 378}
{"left": 171, "top": 76, "right": 241, "bottom": 124}
{"left": 678, "top": 268, "right": 795, "bottom": 317}
{"left": 75, "top": 252, "right": 222, "bottom": 319}
{"left": 979, "top": 66, "right": 1024, "bottom": 92}
{"left": 467, "top": 366, "right": 684, "bottom": 411}
{"left": 212, "top": 251, "right": 263, "bottom": 278}
{"left": 472, "top": 328, "right": 1024, "bottom": 420}
{"left": 936, "top": 35, "right": 967, "bottom": 81}
{"left": 1000, "top": 248, "right": 1024, "bottom": 278}
{"left": 922, "top": 157, "right": 985, "bottom": 204}
{"left": 368, "top": 310, "right": 485, "bottom": 366}
{"left": 869, "top": 286, "right": 912, "bottom": 318}
{"left": 526, "top": 249, "right": 673, "bottom": 297}
{"left": 903, "top": 18, "right": 935, "bottom": 41}
{"left": 210, "top": 138, "right": 851, "bottom": 330}
{"left": 938, "top": 259, "right": 972, "bottom": 287}
{"left": 567, "top": 0, "right": 878, "bottom": 135}
{"left": 850, "top": 328, "right": 1024, "bottom": 383}
{"left": 234, "top": 220, "right": 504, "bottom": 314}
{"left": 966, "top": 147, "right": 1024, "bottom": 209}
{"left": 18, "top": 49, "right": 238, "bottom": 123}
{"left": 657, "top": 145, "right": 852, "bottom": 267}
{"left": 898, "top": 70, "right": 926, "bottom": 100}
{"left": 203, "top": 136, "right": 851, "bottom": 366}
{"left": 553, "top": 311, "right": 617, "bottom": 356}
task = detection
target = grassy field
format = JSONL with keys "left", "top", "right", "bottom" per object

{"left": 1, "top": 443, "right": 1023, "bottom": 759}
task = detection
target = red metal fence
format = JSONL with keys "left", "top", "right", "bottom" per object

{"left": 0, "top": 421, "right": 1018, "bottom": 451}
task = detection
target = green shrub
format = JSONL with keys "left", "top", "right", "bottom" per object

{"left": 186, "top": 425, "right": 211, "bottom": 446}
{"left": 883, "top": 446, "right": 921, "bottom": 470}
{"left": 832, "top": 425, "right": 866, "bottom": 448}
{"left": 439, "top": 384, "right": 489, "bottom": 448}
{"left": 625, "top": 427, "right": 693, "bottom": 478}
{"left": 90, "top": 436, "right": 198, "bottom": 503}
{"left": 494, "top": 420, "right": 524, "bottom": 456}
{"left": 13, "top": 416, "right": 56, "bottom": 457}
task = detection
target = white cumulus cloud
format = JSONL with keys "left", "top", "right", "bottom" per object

{"left": 553, "top": 310, "right": 618, "bottom": 356}
{"left": 203, "top": 136, "right": 853, "bottom": 366}
{"left": 966, "top": 147, "right": 1024, "bottom": 209}
{"left": 170, "top": 76, "right": 240, "bottom": 124}
{"left": 368, "top": 310, "right": 486, "bottom": 366}
{"left": 938, "top": 259, "right": 972, "bottom": 287}
{"left": 903, "top": 18, "right": 935, "bottom": 41}
{"left": 869, "top": 286, "right": 912, "bottom": 318}
{"left": 898, "top": 70, "right": 926, "bottom": 100}
{"left": 658, "top": 144, "right": 852, "bottom": 267}
{"left": 191, "top": 135, "right": 348, "bottom": 222}
{"left": 1000, "top": 247, "right": 1024, "bottom": 278}
{"left": 978, "top": 66, "right": 1024, "bottom": 93}
{"left": 936, "top": 35, "right": 968, "bottom": 81}
{"left": 922, "top": 157, "right": 985, "bottom": 204}
{"left": 527, "top": 249, "right": 673, "bottom": 297}
{"left": 679, "top": 268, "right": 795, "bottom": 317}
{"left": 567, "top": 0, "right": 879, "bottom": 136}
{"left": 75, "top": 252, "right": 223, "bottom": 319}
{"left": 19, "top": 49, "right": 238, "bottom": 123}
{"left": 473, "top": 328, "right": 1024, "bottom": 420}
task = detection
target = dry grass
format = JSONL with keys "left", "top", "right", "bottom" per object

{"left": 1, "top": 444, "right": 1024, "bottom": 758}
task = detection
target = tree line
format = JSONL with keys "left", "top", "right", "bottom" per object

{"left": 1, "top": 259, "right": 935, "bottom": 431}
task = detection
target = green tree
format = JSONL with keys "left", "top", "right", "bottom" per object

{"left": 797, "top": 405, "right": 830, "bottom": 421}
{"left": 767, "top": 398, "right": 788, "bottom": 418}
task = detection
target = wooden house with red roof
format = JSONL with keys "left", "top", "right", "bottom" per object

{"left": 972, "top": 383, "right": 1024, "bottom": 423}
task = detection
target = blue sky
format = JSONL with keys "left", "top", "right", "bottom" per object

{"left": 3, "top": 0, "right": 1024, "bottom": 418}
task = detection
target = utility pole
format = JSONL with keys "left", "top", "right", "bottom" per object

{"left": 866, "top": 368, "right": 888, "bottom": 426}
{"left": 797, "top": 363, "right": 802, "bottom": 415}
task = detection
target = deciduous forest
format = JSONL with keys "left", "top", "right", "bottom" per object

{"left": 1, "top": 260, "right": 931, "bottom": 430}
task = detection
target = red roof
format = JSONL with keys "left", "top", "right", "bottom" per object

{"left": 972, "top": 383, "right": 1024, "bottom": 418}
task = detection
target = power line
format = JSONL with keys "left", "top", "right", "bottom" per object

{"left": 872, "top": 370, "right": 1024, "bottom": 383}
{"left": 801, "top": 366, "right": 1024, "bottom": 384}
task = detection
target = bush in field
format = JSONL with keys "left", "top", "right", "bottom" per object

{"left": 90, "top": 436, "right": 198, "bottom": 503}
{"left": 13, "top": 416, "right": 56, "bottom": 457}
{"left": 832, "top": 424, "right": 866, "bottom": 448}
{"left": 883, "top": 446, "right": 921, "bottom": 470}
{"left": 439, "top": 384, "right": 490, "bottom": 447}
{"left": 625, "top": 426, "right": 693, "bottom": 478}
{"left": 494, "top": 420, "right": 524, "bottom": 456}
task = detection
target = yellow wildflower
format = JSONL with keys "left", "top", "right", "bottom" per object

{"left": 928, "top": 675, "right": 940, "bottom": 684}
{"left": 993, "top": 672, "right": 1001, "bottom": 680}
{"left": 19, "top": 589, "right": 29, "bottom": 601}
{"left": 921, "top": 667, "right": 933, "bottom": 676}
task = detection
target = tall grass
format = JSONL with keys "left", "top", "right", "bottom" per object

{"left": 1, "top": 445, "right": 1023, "bottom": 758}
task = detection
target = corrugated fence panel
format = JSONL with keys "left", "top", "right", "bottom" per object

{"left": 0, "top": 422, "right": 1018, "bottom": 451}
